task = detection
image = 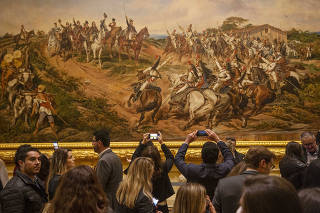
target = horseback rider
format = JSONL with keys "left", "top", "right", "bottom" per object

{"left": 109, "top": 18, "right": 117, "bottom": 29}
{"left": 259, "top": 55, "right": 278, "bottom": 90}
{"left": 52, "top": 22, "right": 61, "bottom": 38}
{"left": 90, "top": 21, "right": 99, "bottom": 41}
{"left": 130, "top": 57, "right": 162, "bottom": 102}
{"left": 175, "top": 59, "right": 204, "bottom": 95}
{"left": 167, "top": 29, "right": 177, "bottom": 49}
{"left": 125, "top": 16, "right": 137, "bottom": 42}
{"left": 213, "top": 58, "right": 232, "bottom": 92}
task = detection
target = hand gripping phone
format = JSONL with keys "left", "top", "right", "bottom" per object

{"left": 149, "top": 133, "right": 159, "bottom": 140}
{"left": 196, "top": 130, "right": 208, "bottom": 136}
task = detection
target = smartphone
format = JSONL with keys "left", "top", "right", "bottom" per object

{"left": 152, "top": 197, "right": 159, "bottom": 206}
{"left": 196, "top": 130, "right": 208, "bottom": 136}
{"left": 149, "top": 133, "right": 159, "bottom": 140}
{"left": 53, "top": 141, "right": 59, "bottom": 150}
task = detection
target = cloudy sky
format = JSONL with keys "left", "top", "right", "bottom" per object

{"left": 0, "top": 0, "right": 319, "bottom": 35}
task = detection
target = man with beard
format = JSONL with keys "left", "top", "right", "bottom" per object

{"left": 0, "top": 146, "right": 48, "bottom": 213}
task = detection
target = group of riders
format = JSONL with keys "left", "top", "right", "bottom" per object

{"left": 47, "top": 12, "right": 140, "bottom": 59}
{"left": 128, "top": 24, "right": 306, "bottom": 128}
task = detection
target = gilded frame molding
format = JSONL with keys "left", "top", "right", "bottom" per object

{"left": 0, "top": 141, "right": 290, "bottom": 178}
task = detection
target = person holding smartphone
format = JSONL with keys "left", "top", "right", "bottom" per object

{"left": 125, "top": 132, "right": 175, "bottom": 213}
{"left": 174, "top": 129, "right": 234, "bottom": 201}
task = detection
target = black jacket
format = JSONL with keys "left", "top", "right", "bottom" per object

{"left": 213, "top": 170, "right": 259, "bottom": 213}
{"left": 279, "top": 157, "right": 307, "bottom": 190}
{"left": 0, "top": 171, "right": 48, "bottom": 213}
{"left": 116, "top": 190, "right": 154, "bottom": 213}
{"left": 234, "top": 150, "right": 245, "bottom": 165}
{"left": 125, "top": 143, "right": 175, "bottom": 203}
{"left": 48, "top": 174, "right": 61, "bottom": 200}
{"left": 174, "top": 141, "right": 234, "bottom": 200}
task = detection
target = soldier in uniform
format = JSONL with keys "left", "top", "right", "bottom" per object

{"left": 175, "top": 60, "right": 204, "bottom": 95}
{"left": 90, "top": 21, "right": 99, "bottom": 41}
{"left": 213, "top": 58, "right": 232, "bottom": 92}
{"left": 129, "top": 57, "right": 171, "bottom": 104}
{"left": 31, "top": 84, "right": 58, "bottom": 139}
{"left": 167, "top": 29, "right": 177, "bottom": 49}
{"left": 109, "top": 18, "right": 117, "bottom": 29}
{"left": 125, "top": 16, "right": 137, "bottom": 41}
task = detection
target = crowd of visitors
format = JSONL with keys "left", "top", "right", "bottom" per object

{"left": 0, "top": 130, "right": 320, "bottom": 213}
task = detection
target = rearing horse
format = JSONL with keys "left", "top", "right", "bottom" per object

{"left": 118, "top": 27, "right": 149, "bottom": 62}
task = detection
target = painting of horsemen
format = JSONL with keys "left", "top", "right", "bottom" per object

{"left": 0, "top": 0, "right": 320, "bottom": 142}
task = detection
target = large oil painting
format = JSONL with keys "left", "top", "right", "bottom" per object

{"left": 0, "top": 0, "right": 320, "bottom": 142}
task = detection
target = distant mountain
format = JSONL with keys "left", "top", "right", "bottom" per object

{"left": 315, "top": 32, "right": 320, "bottom": 35}
{"left": 150, "top": 34, "right": 167, "bottom": 39}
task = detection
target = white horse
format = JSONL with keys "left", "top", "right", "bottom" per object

{"left": 167, "top": 73, "right": 234, "bottom": 129}
{"left": 91, "top": 28, "right": 106, "bottom": 68}
{"left": 47, "top": 30, "right": 60, "bottom": 57}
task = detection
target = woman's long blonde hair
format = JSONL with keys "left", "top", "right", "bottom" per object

{"left": 173, "top": 183, "right": 207, "bottom": 213}
{"left": 116, "top": 157, "right": 154, "bottom": 208}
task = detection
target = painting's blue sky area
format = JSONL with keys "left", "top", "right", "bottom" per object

{"left": 0, "top": 0, "right": 319, "bottom": 35}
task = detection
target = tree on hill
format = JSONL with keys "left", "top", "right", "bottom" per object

{"left": 221, "top": 16, "right": 249, "bottom": 31}
{"left": 287, "top": 28, "right": 320, "bottom": 43}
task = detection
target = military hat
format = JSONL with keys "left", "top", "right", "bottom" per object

{"left": 37, "top": 84, "right": 46, "bottom": 93}
{"left": 3, "top": 54, "right": 13, "bottom": 64}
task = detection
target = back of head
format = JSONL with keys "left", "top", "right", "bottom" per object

{"left": 116, "top": 157, "right": 154, "bottom": 208}
{"left": 285, "top": 141, "right": 303, "bottom": 160}
{"left": 201, "top": 142, "right": 219, "bottom": 164}
{"left": 38, "top": 154, "right": 50, "bottom": 182}
{"left": 298, "top": 188, "right": 320, "bottom": 213}
{"left": 93, "top": 129, "right": 110, "bottom": 147}
{"left": 304, "top": 159, "right": 320, "bottom": 188}
{"left": 173, "top": 183, "right": 207, "bottom": 213}
{"left": 48, "top": 148, "right": 70, "bottom": 182}
{"left": 241, "top": 175, "right": 301, "bottom": 213}
{"left": 245, "top": 146, "right": 275, "bottom": 169}
{"left": 52, "top": 165, "right": 108, "bottom": 213}
{"left": 141, "top": 145, "right": 162, "bottom": 176}
{"left": 227, "top": 161, "right": 247, "bottom": 177}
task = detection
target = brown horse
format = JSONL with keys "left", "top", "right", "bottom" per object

{"left": 245, "top": 84, "right": 275, "bottom": 115}
{"left": 104, "top": 26, "right": 122, "bottom": 58}
{"left": 118, "top": 27, "right": 149, "bottom": 62}
{"left": 136, "top": 89, "right": 162, "bottom": 127}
